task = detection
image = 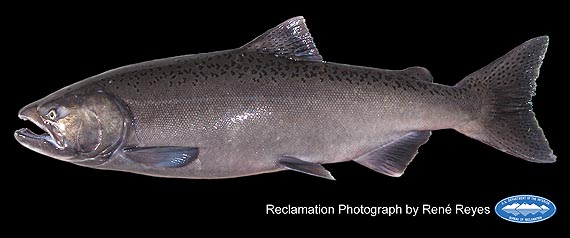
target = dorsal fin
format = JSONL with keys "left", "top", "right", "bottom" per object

{"left": 241, "top": 16, "right": 323, "bottom": 61}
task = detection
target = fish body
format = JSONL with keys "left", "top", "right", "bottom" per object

{"left": 15, "top": 17, "right": 555, "bottom": 180}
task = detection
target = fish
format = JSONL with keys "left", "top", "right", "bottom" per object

{"left": 14, "top": 16, "right": 555, "bottom": 180}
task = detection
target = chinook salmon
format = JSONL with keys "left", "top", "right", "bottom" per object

{"left": 14, "top": 17, "right": 555, "bottom": 180}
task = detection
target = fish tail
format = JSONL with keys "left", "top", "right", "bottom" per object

{"left": 455, "top": 36, "right": 555, "bottom": 163}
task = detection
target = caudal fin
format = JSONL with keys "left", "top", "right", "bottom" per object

{"left": 455, "top": 36, "right": 555, "bottom": 163}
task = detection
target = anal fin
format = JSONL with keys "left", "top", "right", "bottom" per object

{"left": 354, "top": 131, "right": 431, "bottom": 177}
{"left": 277, "top": 156, "right": 335, "bottom": 180}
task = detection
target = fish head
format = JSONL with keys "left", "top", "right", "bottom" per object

{"left": 15, "top": 84, "right": 127, "bottom": 164}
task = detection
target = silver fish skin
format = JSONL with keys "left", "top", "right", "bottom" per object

{"left": 15, "top": 17, "right": 555, "bottom": 180}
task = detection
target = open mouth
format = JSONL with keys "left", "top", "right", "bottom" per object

{"left": 16, "top": 114, "right": 64, "bottom": 149}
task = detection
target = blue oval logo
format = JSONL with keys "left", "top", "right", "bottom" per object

{"left": 495, "top": 195, "right": 556, "bottom": 223}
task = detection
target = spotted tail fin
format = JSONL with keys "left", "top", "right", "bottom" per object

{"left": 455, "top": 36, "right": 555, "bottom": 163}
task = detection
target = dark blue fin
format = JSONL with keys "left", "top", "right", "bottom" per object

{"left": 277, "top": 156, "right": 335, "bottom": 180}
{"left": 123, "top": 147, "right": 199, "bottom": 168}
{"left": 354, "top": 131, "right": 431, "bottom": 177}
{"left": 242, "top": 16, "right": 323, "bottom": 61}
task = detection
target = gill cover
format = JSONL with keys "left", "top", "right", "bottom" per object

{"left": 16, "top": 84, "right": 128, "bottom": 164}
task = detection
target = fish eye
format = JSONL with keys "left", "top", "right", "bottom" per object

{"left": 47, "top": 109, "right": 57, "bottom": 120}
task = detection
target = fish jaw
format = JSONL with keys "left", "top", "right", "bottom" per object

{"left": 15, "top": 103, "right": 74, "bottom": 160}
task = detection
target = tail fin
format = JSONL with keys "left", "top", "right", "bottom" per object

{"left": 455, "top": 36, "right": 555, "bottom": 163}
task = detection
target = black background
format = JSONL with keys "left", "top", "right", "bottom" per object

{"left": 6, "top": 3, "right": 565, "bottom": 230}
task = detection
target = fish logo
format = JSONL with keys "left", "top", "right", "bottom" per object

{"left": 495, "top": 195, "right": 556, "bottom": 223}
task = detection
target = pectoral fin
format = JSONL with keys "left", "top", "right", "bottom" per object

{"left": 277, "top": 156, "right": 335, "bottom": 180}
{"left": 123, "top": 147, "right": 199, "bottom": 168}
